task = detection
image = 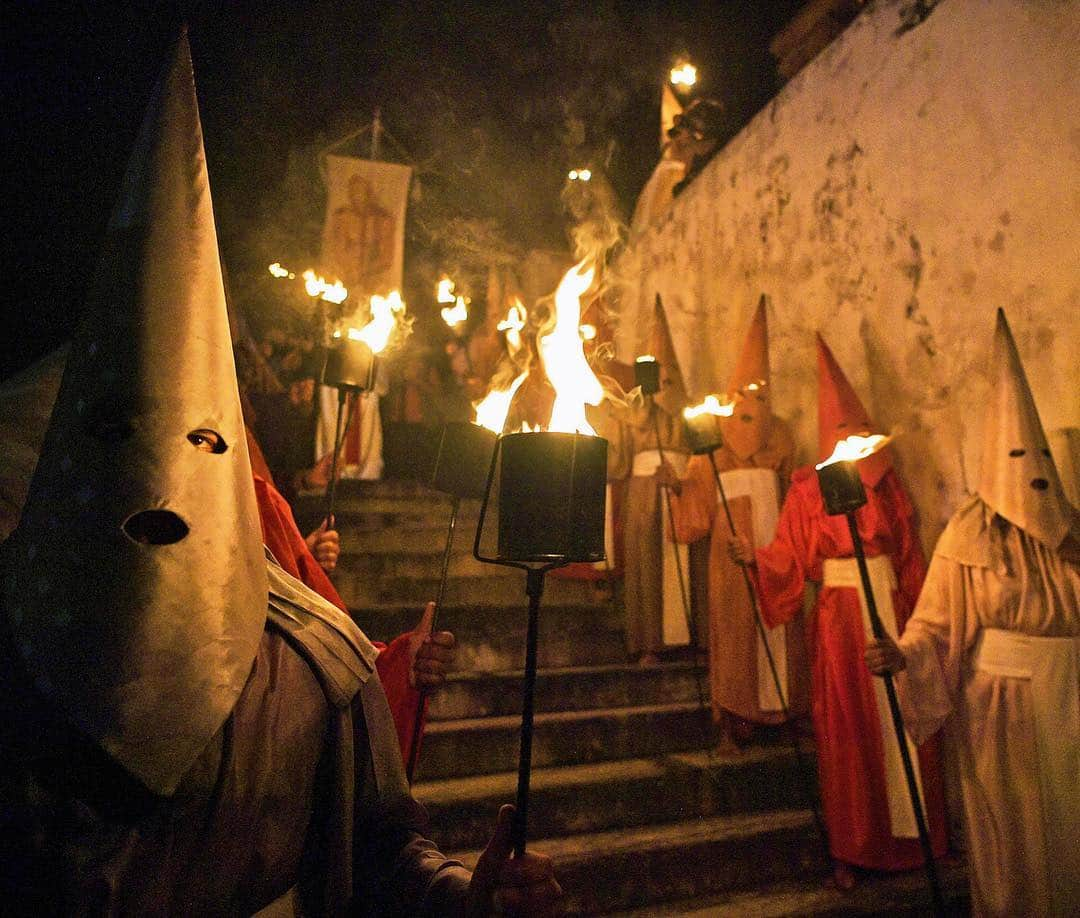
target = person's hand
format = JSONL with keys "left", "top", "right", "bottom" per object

{"left": 303, "top": 450, "right": 338, "bottom": 491}
{"left": 864, "top": 637, "right": 907, "bottom": 676}
{"left": 467, "top": 805, "right": 564, "bottom": 917}
{"left": 305, "top": 517, "right": 340, "bottom": 573}
{"left": 727, "top": 533, "right": 755, "bottom": 566}
{"left": 408, "top": 601, "right": 457, "bottom": 691}
{"left": 654, "top": 461, "right": 682, "bottom": 494}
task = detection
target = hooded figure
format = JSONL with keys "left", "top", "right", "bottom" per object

{"left": 666, "top": 297, "right": 809, "bottom": 741}
{"left": 3, "top": 30, "right": 267, "bottom": 797}
{"left": 868, "top": 310, "right": 1079, "bottom": 917}
{"left": 742, "top": 333, "right": 948, "bottom": 885}
{"left": 0, "top": 34, "right": 559, "bottom": 915}
{"left": 609, "top": 294, "right": 691, "bottom": 663}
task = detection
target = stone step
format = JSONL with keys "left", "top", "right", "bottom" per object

{"left": 413, "top": 701, "right": 716, "bottom": 782}
{"left": 452, "top": 809, "right": 827, "bottom": 916}
{"left": 337, "top": 567, "right": 605, "bottom": 610}
{"left": 428, "top": 661, "right": 706, "bottom": 721}
{"left": 417, "top": 747, "right": 818, "bottom": 852}
{"left": 353, "top": 602, "right": 627, "bottom": 672}
{"left": 336, "top": 546, "right": 502, "bottom": 582}
{"left": 606, "top": 860, "right": 970, "bottom": 916}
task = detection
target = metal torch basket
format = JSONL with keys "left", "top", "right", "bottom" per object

{"left": 474, "top": 431, "right": 608, "bottom": 568}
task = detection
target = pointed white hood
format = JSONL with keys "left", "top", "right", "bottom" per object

{"left": 2, "top": 32, "right": 266, "bottom": 795}
{"left": 977, "top": 309, "right": 1073, "bottom": 549}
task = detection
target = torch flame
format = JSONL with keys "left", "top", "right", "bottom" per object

{"left": 436, "top": 275, "right": 456, "bottom": 304}
{"left": 684, "top": 394, "right": 735, "bottom": 419}
{"left": 540, "top": 260, "right": 602, "bottom": 434}
{"left": 441, "top": 296, "right": 469, "bottom": 329}
{"left": 302, "top": 269, "right": 348, "bottom": 305}
{"left": 670, "top": 62, "right": 697, "bottom": 88}
{"left": 268, "top": 262, "right": 289, "bottom": 278}
{"left": 815, "top": 433, "right": 891, "bottom": 469}
{"left": 474, "top": 372, "right": 528, "bottom": 434}
{"left": 497, "top": 300, "right": 527, "bottom": 356}
{"left": 345, "top": 290, "right": 407, "bottom": 355}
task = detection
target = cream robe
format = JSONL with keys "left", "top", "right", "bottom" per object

{"left": 897, "top": 496, "right": 1080, "bottom": 918}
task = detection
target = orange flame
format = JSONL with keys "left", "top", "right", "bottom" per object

{"left": 540, "top": 260, "right": 601, "bottom": 434}
{"left": 815, "top": 434, "right": 890, "bottom": 469}
{"left": 341, "top": 291, "right": 407, "bottom": 355}
{"left": 683, "top": 394, "right": 735, "bottom": 419}
{"left": 498, "top": 300, "right": 527, "bottom": 356}
{"left": 441, "top": 296, "right": 469, "bottom": 329}
{"left": 436, "top": 275, "right": 456, "bottom": 304}
{"left": 474, "top": 373, "right": 528, "bottom": 434}
{"left": 302, "top": 269, "right": 348, "bottom": 305}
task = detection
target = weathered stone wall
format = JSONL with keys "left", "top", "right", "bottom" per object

{"left": 614, "top": 0, "right": 1079, "bottom": 549}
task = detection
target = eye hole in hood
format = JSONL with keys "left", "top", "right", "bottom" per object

{"left": 123, "top": 510, "right": 190, "bottom": 545}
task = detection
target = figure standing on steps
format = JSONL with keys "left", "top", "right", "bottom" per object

{"left": 611, "top": 295, "right": 692, "bottom": 666}
{"left": 730, "top": 334, "right": 949, "bottom": 889}
{"left": 866, "top": 310, "right": 1080, "bottom": 917}
{"left": 0, "top": 34, "right": 562, "bottom": 915}
{"left": 660, "top": 298, "right": 810, "bottom": 746}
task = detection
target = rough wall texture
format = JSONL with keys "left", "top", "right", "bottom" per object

{"left": 614, "top": 0, "right": 1079, "bottom": 549}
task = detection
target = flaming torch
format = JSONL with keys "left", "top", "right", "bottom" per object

{"left": 321, "top": 291, "right": 407, "bottom": 521}
{"left": 633, "top": 346, "right": 695, "bottom": 652}
{"left": 683, "top": 393, "right": 830, "bottom": 856}
{"left": 473, "top": 261, "right": 608, "bottom": 855}
{"left": 405, "top": 370, "right": 527, "bottom": 783}
{"left": 815, "top": 434, "right": 945, "bottom": 915}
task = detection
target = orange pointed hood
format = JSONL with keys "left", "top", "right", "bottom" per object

{"left": 817, "top": 333, "right": 890, "bottom": 485}
{"left": 648, "top": 294, "right": 688, "bottom": 417}
{"left": 722, "top": 295, "right": 772, "bottom": 460}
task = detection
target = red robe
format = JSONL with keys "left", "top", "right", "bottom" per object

{"left": 252, "top": 473, "right": 423, "bottom": 761}
{"left": 753, "top": 465, "right": 948, "bottom": 871}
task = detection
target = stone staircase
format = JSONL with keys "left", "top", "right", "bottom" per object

{"left": 296, "top": 479, "right": 969, "bottom": 916}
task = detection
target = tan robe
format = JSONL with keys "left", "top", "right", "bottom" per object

{"left": 897, "top": 496, "right": 1080, "bottom": 917}
{"left": 610, "top": 403, "right": 694, "bottom": 657}
{"left": 670, "top": 420, "right": 809, "bottom": 725}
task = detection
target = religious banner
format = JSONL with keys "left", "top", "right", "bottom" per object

{"left": 316, "top": 155, "right": 412, "bottom": 480}
{"left": 321, "top": 154, "right": 411, "bottom": 298}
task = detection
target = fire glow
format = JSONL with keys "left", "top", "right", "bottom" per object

{"left": 815, "top": 433, "right": 890, "bottom": 469}
{"left": 301, "top": 269, "right": 348, "bottom": 304}
{"left": 540, "top": 261, "right": 602, "bottom": 435}
{"left": 670, "top": 62, "right": 697, "bottom": 88}
{"left": 474, "top": 373, "right": 528, "bottom": 434}
{"left": 497, "top": 300, "right": 527, "bottom": 356}
{"left": 684, "top": 394, "right": 735, "bottom": 420}
{"left": 337, "top": 290, "right": 407, "bottom": 355}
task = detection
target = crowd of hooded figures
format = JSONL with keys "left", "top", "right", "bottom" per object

{"left": 0, "top": 31, "right": 1076, "bottom": 918}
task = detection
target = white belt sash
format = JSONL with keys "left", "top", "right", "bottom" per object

{"left": 720, "top": 467, "right": 786, "bottom": 712}
{"left": 822, "top": 554, "right": 926, "bottom": 839}
{"left": 633, "top": 449, "right": 690, "bottom": 645}
{"left": 973, "top": 627, "right": 1080, "bottom": 909}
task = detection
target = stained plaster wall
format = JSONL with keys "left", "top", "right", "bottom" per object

{"left": 614, "top": 0, "right": 1080, "bottom": 549}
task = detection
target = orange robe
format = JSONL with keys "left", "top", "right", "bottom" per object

{"left": 753, "top": 465, "right": 949, "bottom": 870}
{"left": 252, "top": 473, "right": 422, "bottom": 761}
{"left": 669, "top": 421, "right": 809, "bottom": 726}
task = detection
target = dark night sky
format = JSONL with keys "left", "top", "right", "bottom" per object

{"left": 1, "top": 1, "right": 802, "bottom": 380}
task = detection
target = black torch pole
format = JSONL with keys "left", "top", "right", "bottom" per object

{"left": 325, "top": 388, "right": 358, "bottom": 522}
{"left": 405, "top": 494, "right": 460, "bottom": 785}
{"left": 844, "top": 511, "right": 945, "bottom": 915}
{"left": 648, "top": 397, "right": 696, "bottom": 650}
{"left": 513, "top": 567, "right": 545, "bottom": 856}
{"left": 706, "top": 451, "right": 830, "bottom": 857}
